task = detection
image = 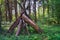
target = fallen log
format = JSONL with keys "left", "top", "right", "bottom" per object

{"left": 22, "top": 14, "right": 43, "bottom": 33}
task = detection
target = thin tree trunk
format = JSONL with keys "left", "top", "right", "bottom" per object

{"left": 29, "top": 0, "right": 31, "bottom": 16}
{"left": 7, "top": 0, "right": 12, "bottom": 22}
{"left": 5, "top": 0, "right": 8, "bottom": 21}
{"left": 34, "top": 0, "right": 37, "bottom": 22}
{"left": 14, "top": 0, "right": 18, "bottom": 19}
{"left": 47, "top": 0, "right": 49, "bottom": 18}
{"left": 42, "top": 0, "right": 45, "bottom": 18}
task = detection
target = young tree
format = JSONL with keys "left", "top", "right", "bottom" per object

{"left": 14, "top": 0, "right": 18, "bottom": 19}
{"left": 33, "top": 0, "right": 37, "bottom": 22}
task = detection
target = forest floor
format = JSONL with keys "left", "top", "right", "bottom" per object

{"left": 0, "top": 21, "right": 60, "bottom": 40}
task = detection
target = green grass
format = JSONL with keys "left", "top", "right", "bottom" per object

{"left": 0, "top": 21, "right": 60, "bottom": 40}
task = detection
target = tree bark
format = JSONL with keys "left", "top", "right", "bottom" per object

{"left": 5, "top": 0, "right": 8, "bottom": 21}
{"left": 14, "top": 0, "right": 18, "bottom": 19}
{"left": 7, "top": 16, "right": 21, "bottom": 33}
{"left": 22, "top": 14, "right": 43, "bottom": 33}
{"left": 34, "top": 0, "right": 37, "bottom": 22}
{"left": 8, "top": 14, "right": 42, "bottom": 33}
{"left": 8, "top": 0, "right": 12, "bottom": 22}
{"left": 16, "top": 19, "right": 22, "bottom": 36}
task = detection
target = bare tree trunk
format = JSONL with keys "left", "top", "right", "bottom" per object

{"left": 7, "top": 0, "right": 12, "bottom": 22}
{"left": 5, "top": 0, "right": 8, "bottom": 21}
{"left": 22, "top": 14, "right": 43, "bottom": 33}
{"left": 29, "top": 0, "right": 31, "bottom": 16}
{"left": 14, "top": 0, "right": 18, "bottom": 19}
{"left": 47, "top": 0, "right": 49, "bottom": 18}
{"left": 33, "top": 0, "right": 37, "bottom": 22}
{"left": 42, "top": 0, "right": 45, "bottom": 18}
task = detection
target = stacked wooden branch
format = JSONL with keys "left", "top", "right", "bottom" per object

{"left": 7, "top": 0, "right": 43, "bottom": 36}
{"left": 8, "top": 11, "right": 43, "bottom": 36}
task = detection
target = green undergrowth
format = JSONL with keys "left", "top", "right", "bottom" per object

{"left": 0, "top": 21, "right": 60, "bottom": 40}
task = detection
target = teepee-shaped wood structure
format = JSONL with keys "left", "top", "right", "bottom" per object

{"left": 6, "top": 0, "right": 43, "bottom": 36}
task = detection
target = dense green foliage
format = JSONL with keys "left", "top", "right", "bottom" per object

{"left": 0, "top": 21, "right": 60, "bottom": 40}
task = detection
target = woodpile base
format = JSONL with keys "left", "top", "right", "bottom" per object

{"left": 7, "top": 14, "right": 43, "bottom": 36}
